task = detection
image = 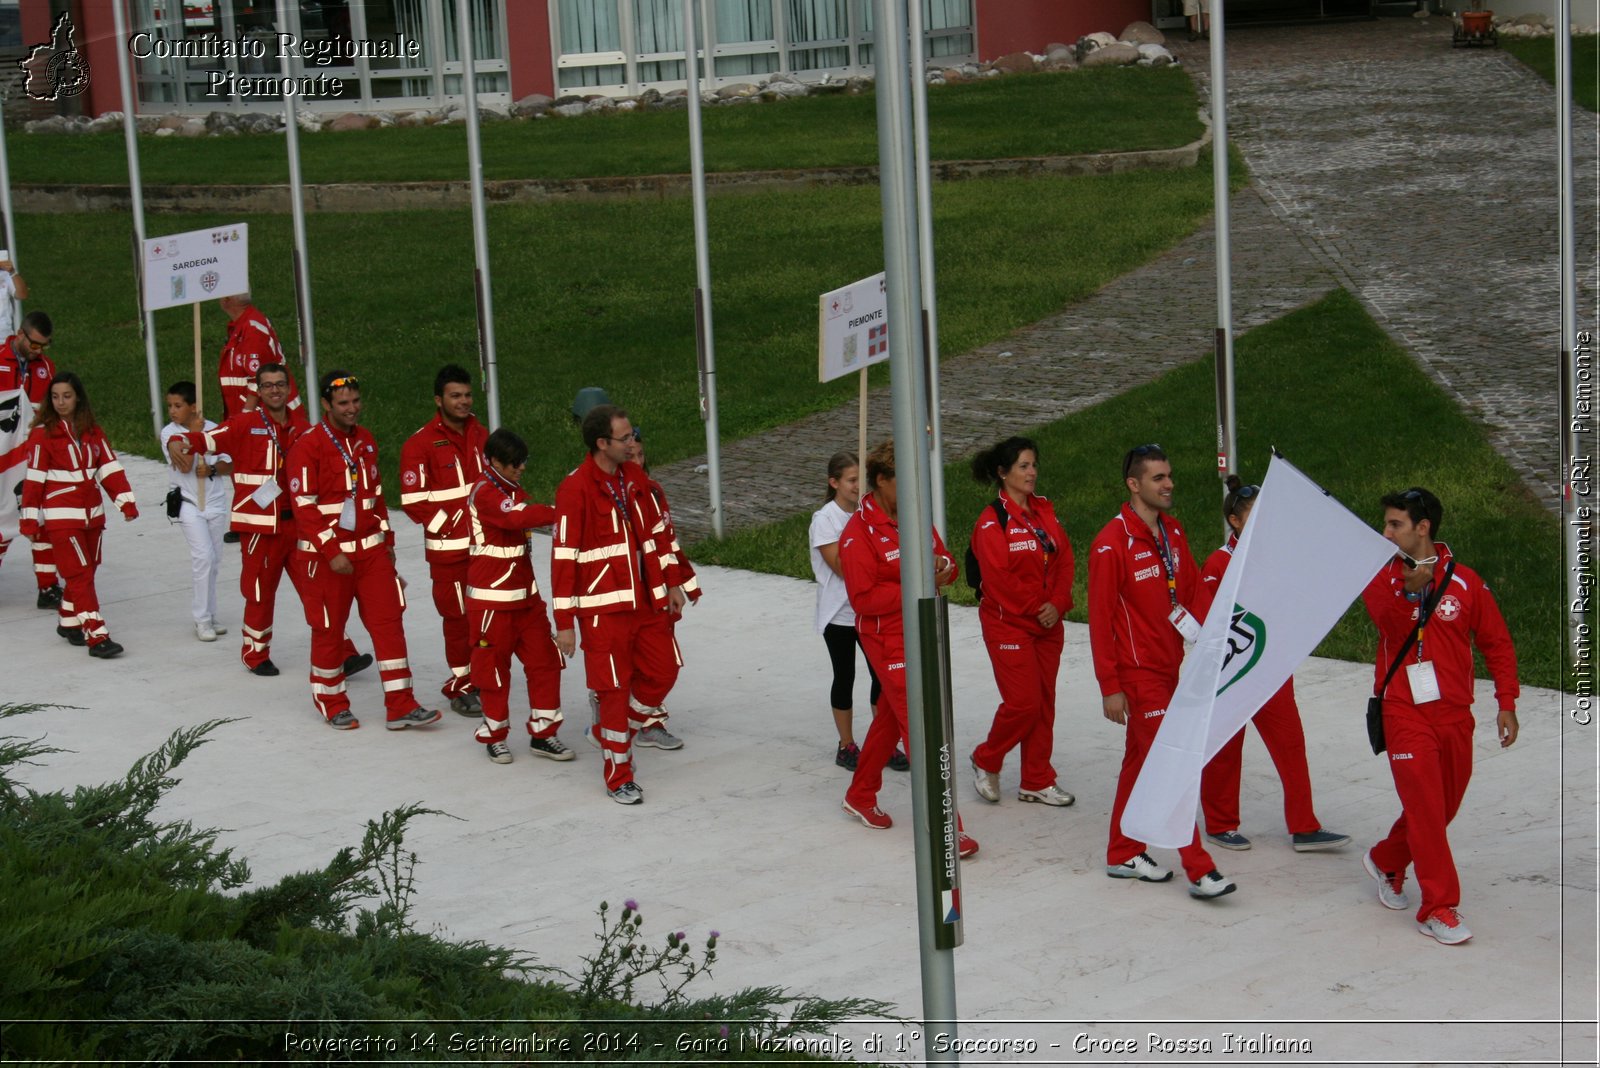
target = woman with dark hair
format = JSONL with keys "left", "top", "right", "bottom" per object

{"left": 1191, "top": 475, "right": 1349, "bottom": 853}
{"left": 18, "top": 372, "right": 138, "bottom": 658}
{"left": 967, "top": 436, "right": 1076, "bottom": 808}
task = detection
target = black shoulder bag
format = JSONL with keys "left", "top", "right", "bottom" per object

{"left": 1367, "top": 560, "right": 1455, "bottom": 755}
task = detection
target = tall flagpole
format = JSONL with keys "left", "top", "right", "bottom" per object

{"left": 283, "top": 89, "right": 318, "bottom": 393}
{"left": 1209, "top": 1, "right": 1238, "bottom": 504}
{"left": 111, "top": 0, "right": 163, "bottom": 441}
{"left": 906, "top": 0, "right": 945, "bottom": 537}
{"left": 1555, "top": 4, "right": 1586, "bottom": 635}
{"left": 872, "top": 1, "right": 960, "bottom": 1059}
{"left": 456, "top": 0, "right": 501, "bottom": 429}
{"left": 683, "top": 0, "right": 724, "bottom": 538}
{"left": 0, "top": 91, "right": 18, "bottom": 328}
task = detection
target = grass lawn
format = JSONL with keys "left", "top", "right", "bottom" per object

{"left": 1501, "top": 33, "right": 1599, "bottom": 113}
{"left": 692, "top": 289, "right": 1564, "bottom": 692}
{"left": 6, "top": 68, "right": 1204, "bottom": 186}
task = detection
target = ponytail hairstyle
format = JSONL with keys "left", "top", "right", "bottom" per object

{"left": 970, "top": 435, "right": 1039, "bottom": 490}
{"left": 823, "top": 450, "right": 857, "bottom": 503}
{"left": 863, "top": 439, "right": 895, "bottom": 492}
{"left": 1222, "top": 474, "right": 1261, "bottom": 527}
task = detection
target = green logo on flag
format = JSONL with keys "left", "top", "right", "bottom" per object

{"left": 1216, "top": 605, "right": 1266, "bottom": 696}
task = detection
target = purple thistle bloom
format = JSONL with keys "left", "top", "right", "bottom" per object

{"left": 720, "top": 1026, "right": 729, "bottom": 1040}
{"left": 676, "top": 931, "right": 686, "bottom": 941}
{"left": 709, "top": 930, "right": 721, "bottom": 939}
{"left": 624, "top": 899, "right": 638, "bottom": 911}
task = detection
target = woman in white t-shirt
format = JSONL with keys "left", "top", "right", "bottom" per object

{"left": 161, "top": 381, "right": 232, "bottom": 642}
{"left": 810, "top": 450, "right": 906, "bottom": 773}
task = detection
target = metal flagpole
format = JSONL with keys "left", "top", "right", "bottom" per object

{"left": 0, "top": 92, "right": 19, "bottom": 328}
{"left": 872, "top": 1, "right": 960, "bottom": 1059}
{"left": 683, "top": 0, "right": 724, "bottom": 539}
{"left": 1556, "top": 0, "right": 1585, "bottom": 639}
{"left": 906, "top": 0, "right": 945, "bottom": 536}
{"left": 455, "top": 0, "right": 501, "bottom": 429}
{"left": 283, "top": 89, "right": 319, "bottom": 394}
{"left": 111, "top": 0, "right": 164, "bottom": 442}
{"left": 1208, "top": 1, "right": 1238, "bottom": 505}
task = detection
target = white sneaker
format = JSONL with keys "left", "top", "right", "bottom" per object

{"left": 1417, "top": 906, "right": 1472, "bottom": 945}
{"left": 1018, "top": 783, "right": 1075, "bottom": 807}
{"left": 1189, "top": 870, "right": 1238, "bottom": 900}
{"left": 485, "top": 741, "right": 513, "bottom": 764}
{"left": 1363, "top": 848, "right": 1410, "bottom": 911}
{"left": 208, "top": 619, "right": 228, "bottom": 636}
{"left": 636, "top": 724, "right": 684, "bottom": 750}
{"left": 1106, "top": 852, "right": 1173, "bottom": 882}
{"left": 195, "top": 620, "right": 217, "bottom": 642}
{"left": 971, "top": 756, "right": 1000, "bottom": 803}
{"left": 609, "top": 781, "right": 644, "bottom": 805}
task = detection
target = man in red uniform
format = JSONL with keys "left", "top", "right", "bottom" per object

{"left": 218, "top": 293, "right": 304, "bottom": 420}
{"left": 551, "top": 404, "right": 674, "bottom": 804}
{"left": 399, "top": 364, "right": 488, "bottom": 716}
{"left": 1087, "top": 444, "right": 1234, "bottom": 900}
{"left": 1361, "top": 486, "right": 1519, "bottom": 945}
{"left": 0, "top": 312, "right": 60, "bottom": 607}
{"left": 286, "top": 369, "right": 441, "bottom": 731}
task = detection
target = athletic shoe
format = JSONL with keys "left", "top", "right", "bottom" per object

{"left": 636, "top": 725, "right": 684, "bottom": 750}
{"left": 386, "top": 707, "right": 443, "bottom": 731}
{"left": 486, "top": 741, "right": 513, "bottom": 764}
{"left": 529, "top": 736, "right": 576, "bottom": 761}
{"left": 1189, "top": 870, "right": 1238, "bottom": 900}
{"left": 35, "top": 585, "right": 62, "bottom": 610}
{"left": 1292, "top": 828, "right": 1352, "bottom": 852}
{"left": 958, "top": 834, "right": 979, "bottom": 859}
{"left": 1206, "top": 830, "right": 1252, "bottom": 851}
{"left": 609, "top": 782, "right": 644, "bottom": 805}
{"left": 1362, "top": 848, "right": 1409, "bottom": 910}
{"left": 249, "top": 659, "right": 280, "bottom": 677}
{"left": 223, "top": 530, "right": 241, "bottom": 544}
{"left": 196, "top": 620, "right": 217, "bottom": 642}
{"left": 343, "top": 652, "right": 374, "bottom": 676}
{"left": 1417, "top": 906, "right": 1472, "bottom": 945}
{"left": 841, "top": 799, "right": 892, "bottom": 829}
{"left": 208, "top": 620, "right": 228, "bottom": 636}
{"left": 1106, "top": 852, "right": 1174, "bottom": 882}
{"left": 888, "top": 748, "right": 910, "bottom": 772}
{"left": 1018, "top": 783, "right": 1075, "bottom": 807}
{"left": 327, "top": 710, "right": 360, "bottom": 730}
{"left": 87, "top": 639, "right": 124, "bottom": 659}
{"left": 835, "top": 743, "right": 860, "bottom": 770}
{"left": 971, "top": 756, "right": 1000, "bottom": 803}
{"left": 56, "top": 625, "right": 85, "bottom": 647}
{"left": 449, "top": 693, "right": 483, "bottom": 717}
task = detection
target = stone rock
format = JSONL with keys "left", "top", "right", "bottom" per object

{"left": 295, "top": 109, "right": 321, "bottom": 132}
{"left": 204, "top": 111, "right": 237, "bottom": 134}
{"left": 656, "top": 92, "right": 688, "bottom": 109}
{"left": 990, "top": 50, "right": 1038, "bottom": 74}
{"left": 327, "top": 112, "right": 377, "bottom": 132}
{"left": 24, "top": 114, "right": 74, "bottom": 134}
{"left": 1120, "top": 21, "right": 1166, "bottom": 45}
{"left": 584, "top": 97, "right": 615, "bottom": 114}
{"left": 153, "top": 127, "right": 176, "bottom": 137}
{"left": 510, "top": 92, "right": 553, "bottom": 117}
{"left": 553, "top": 95, "right": 587, "bottom": 107}
{"left": 614, "top": 98, "right": 638, "bottom": 111}
{"left": 1081, "top": 41, "right": 1140, "bottom": 68}
{"left": 1508, "top": 12, "right": 1551, "bottom": 28}
{"left": 940, "top": 66, "right": 966, "bottom": 83}
{"left": 638, "top": 87, "right": 663, "bottom": 105}
{"left": 134, "top": 115, "right": 162, "bottom": 134}
{"left": 845, "top": 76, "right": 873, "bottom": 94}
{"left": 157, "top": 113, "right": 189, "bottom": 131}
{"left": 237, "top": 111, "right": 277, "bottom": 134}
{"left": 478, "top": 103, "right": 512, "bottom": 121}
{"left": 716, "top": 82, "right": 758, "bottom": 99}
{"left": 761, "top": 75, "right": 809, "bottom": 98}
{"left": 85, "top": 112, "right": 124, "bottom": 134}
{"left": 178, "top": 118, "right": 208, "bottom": 137}
{"left": 392, "top": 110, "right": 426, "bottom": 127}
{"left": 1042, "top": 46, "right": 1077, "bottom": 71}
{"left": 1137, "top": 43, "right": 1174, "bottom": 67}
{"left": 552, "top": 101, "right": 587, "bottom": 118}
{"left": 926, "top": 73, "right": 945, "bottom": 86}
{"left": 1076, "top": 31, "right": 1119, "bottom": 60}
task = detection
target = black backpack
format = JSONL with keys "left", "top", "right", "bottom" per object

{"left": 963, "top": 499, "right": 1008, "bottom": 602}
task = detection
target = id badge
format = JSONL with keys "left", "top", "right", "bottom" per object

{"left": 1406, "top": 660, "right": 1441, "bottom": 704}
{"left": 338, "top": 496, "right": 356, "bottom": 531}
{"left": 249, "top": 478, "right": 282, "bottom": 509}
{"left": 1168, "top": 605, "right": 1201, "bottom": 643}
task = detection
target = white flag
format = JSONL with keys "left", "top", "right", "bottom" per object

{"left": 1121, "top": 455, "right": 1396, "bottom": 848}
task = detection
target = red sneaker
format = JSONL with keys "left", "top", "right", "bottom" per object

{"left": 958, "top": 834, "right": 979, "bottom": 859}
{"left": 842, "top": 799, "right": 892, "bottom": 829}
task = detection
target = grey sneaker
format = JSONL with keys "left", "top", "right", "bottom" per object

{"left": 971, "top": 756, "right": 1000, "bottom": 803}
{"left": 327, "top": 710, "right": 360, "bottom": 730}
{"left": 529, "top": 735, "right": 576, "bottom": 761}
{"left": 486, "top": 741, "right": 513, "bottom": 764}
{"left": 1189, "top": 870, "right": 1238, "bottom": 900}
{"left": 386, "top": 707, "right": 443, "bottom": 731}
{"left": 609, "top": 781, "right": 644, "bottom": 805}
{"left": 450, "top": 692, "right": 483, "bottom": 717}
{"left": 1417, "top": 906, "right": 1472, "bottom": 945}
{"left": 1106, "top": 852, "right": 1173, "bottom": 882}
{"left": 1206, "top": 830, "right": 1252, "bottom": 851}
{"left": 1018, "top": 783, "right": 1075, "bottom": 807}
{"left": 1363, "top": 848, "right": 1409, "bottom": 910}
{"left": 195, "top": 620, "right": 218, "bottom": 642}
{"left": 1292, "top": 828, "right": 1352, "bottom": 852}
{"left": 636, "top": 724, "right": 684, "bottom": 750}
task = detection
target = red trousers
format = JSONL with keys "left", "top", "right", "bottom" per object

{"left": 578, "top": 604, "right": 661, "bottom": 791}
{"left": 844, "top": 628, "right": 910, "bottom": 812}
{"left": 630, "top": 607, "right": 682, "bottom": 713}
{"left": 0, "top": 532, "right": 55, "bottom": 590}
{"left": 1369, "top": 702, "right": 1475, "bottom": 921}
{"left": 429, "top": 558, "right": 475, "bottom": 700}
{"left": 471, "top": 596, "right": 564, "bottom": 744}
{"left": 50, "top": 528, "right": 108, "bottom": 645}
{"left": 294, "top": 550, "right": 417, "bottom": 722}
{"left": 1199, "top": 679, "right": 1321, "bottom": 835}
{"left": 973, "top": 616, "right": 1063, "bottom": 793}
{"left": 239, "top": 529, "right": 294, "bottom": 669}
{"left": 1107, "top": 672, "right": 1216, "bottom": 883}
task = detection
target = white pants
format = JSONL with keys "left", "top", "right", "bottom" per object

{"left": 177, "top": 500, "right": 227, "bottom": 625}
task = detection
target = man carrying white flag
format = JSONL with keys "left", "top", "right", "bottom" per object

{"left": 1120, "top": 454, "right": 1396, "bottom": 851}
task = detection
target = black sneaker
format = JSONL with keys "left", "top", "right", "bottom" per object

{"left": 888, "top": 747, "right": 910, "bottom": 772}
{"left": 249, "top": 659, "right": 281, "bottom": 677}
{"left": 223, "top": 531, "right": 241, "bottom": 544}
{"left": 835, "top": 742, "right": 860, "bottom": 770}
{"left": 56, "top": 625, "right": 85, "bottom": 647}
{"left": 343, "top": 652, "right": 374, "bottom": 676}
{"left": 529, "top": 735, "right": 576, "bottom": 761}
{"left": 36, "top": 585, "right": 62, "bottom": 610}
{"left": 88, "top": 639, "right": 124, "bottom": 659}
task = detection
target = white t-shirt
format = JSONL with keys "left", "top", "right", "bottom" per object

{"left": 0, "top": 273, "right": 17, "bottom": 340}
{"left": 161, "top": 420, "right": 230, "bottom": 517}
{"left": 810, "top": 499, "right": 855, "bottom": 634}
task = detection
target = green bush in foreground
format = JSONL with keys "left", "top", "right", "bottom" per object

{"left": 0, "top": 707, "right": 889, "bottom": 1063}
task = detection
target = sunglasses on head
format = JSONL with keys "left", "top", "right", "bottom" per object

{"left": 1122, "top": 442, "right": 1163, "bottom": 479}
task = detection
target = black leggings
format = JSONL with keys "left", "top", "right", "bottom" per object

{"left": 823, "top": 623, "right": 882, "bottom": 711}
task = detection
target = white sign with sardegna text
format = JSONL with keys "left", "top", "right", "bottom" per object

{"left": 142, "top": 223, "right": 250, "bottom": 312}
{"left": 818, "top": 271, "right": 889, "bottom": 383}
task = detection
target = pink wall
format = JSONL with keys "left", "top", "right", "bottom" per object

{"left": 975, "top": 0, "right": 1152, "bottom": 59}
{"left": 505, "top": 1, "right": 554, "bottom": 100}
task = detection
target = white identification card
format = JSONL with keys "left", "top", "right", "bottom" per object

{"left": 339, "top": 496, "right": 356, "bottom": 530}
{"left": 249, "top": 478, "right": 282, "bottom": 509}
{"left": 1168, "top": 605, "right": 1201, "bottom": 643}
{"left": 1406, "top": 660, "right": 1441, "bottom": 704}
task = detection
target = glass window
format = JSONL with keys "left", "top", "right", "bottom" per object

{"left": 712, "top": 0, "right": 777, "bottom": 78}
{"left": 557, "top": 0, "right": 625, "bottom": 89}
{"left": 634, "top": 0, "right": 684, "bottom": 83}
{"left": 786, "top": 0, "right": 846, "bottom": 72}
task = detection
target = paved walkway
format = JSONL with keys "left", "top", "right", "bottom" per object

{"left": 654, "top": 17, "right": 1596, "bottom": 540}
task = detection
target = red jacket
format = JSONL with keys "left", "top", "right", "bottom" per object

{"left": 1087, "top": 503, "right": 1199, "bottom": 697}
{"left": 838, "top": 492, "right": 957, "bottom": 640}
{"left": 1192, "top": 535, "right": 1237, "bottom": 622}
{"left": 0, "top": 337, "right": 55, "bottom": 480}
{"left": 642, "top": 475, "right": 701, "bottom": 602}
{"left": 466, "top": 468, "right": 558, "bottom": 610}
{"left": 970, "top": 492, "right": 1073, "bottom": 636}
{"left": 398, "top": 413, "right": 488, "bottom": 562}
{"left": 19, "top": 422, "right": 137, "bottom": 535}
{"left": 218, "top": 306, "right": 303, "bottom": 419}
{"left": 1362, "top": 543, "right": 1519, "bottom": 712}
{"left": 286, "top": 420, "right": 393, "bottom": 561}
{"left": 183, "top": 407, "right": 310, "bottom": 534}
{"left": 550, "top": 454, "right": 671, "bottom": 632}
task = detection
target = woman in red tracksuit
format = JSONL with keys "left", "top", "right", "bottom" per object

{"left": 839, "top": 440, "right": 977, "bottom": 859}
{"left": 967, "top": 436, "right": 1077, "bottom": 809}
{"left": 18, "top": 372, "right": 137, "bottom": 658}
{"left": 1191, "top": 476, "right": 1349, "bottom": 854}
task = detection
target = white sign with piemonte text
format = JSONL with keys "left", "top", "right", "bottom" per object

{"left": 142, "top": 223, "right": 250, "bottom": 312}
{"left": 818, "top": 271, "right": 889, "bottom": 383}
